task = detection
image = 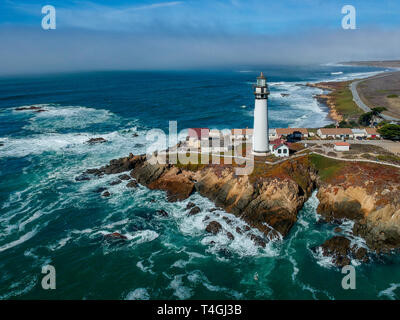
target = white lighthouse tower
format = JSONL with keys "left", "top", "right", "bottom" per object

{"left": 252, "top": 72, "right": 270, "bottom": 155}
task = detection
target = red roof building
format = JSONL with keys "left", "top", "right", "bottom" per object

{"left": 188, "top": 128, "right": 209, "bottom": 139}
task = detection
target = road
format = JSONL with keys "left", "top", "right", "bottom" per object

{"left": 350, "top": 74, "right": 400, "bottom": 121}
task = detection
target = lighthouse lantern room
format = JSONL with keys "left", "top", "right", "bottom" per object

{"left": 252, "top": 72, "right": 270, "bottom": 155}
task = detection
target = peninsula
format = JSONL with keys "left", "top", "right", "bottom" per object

{"left": 77, "top": 67, "right": 400, "bottom": 268}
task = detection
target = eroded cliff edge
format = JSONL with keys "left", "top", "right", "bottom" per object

{"left": 81, "top": 152, "right": 400, "bottom": 262}
{"left": 314, "top": 156, "right": 400, "bottom": 253}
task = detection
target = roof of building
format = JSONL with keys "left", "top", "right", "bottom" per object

{"left": 334, "top": 142, "right": 350, "bottom": 146}
{"left": 270, "top": 138, "right": 290, "bottom": 150}
{"left": 365, "top": 128, "right": 378, "bottom": 134}
{"left": 319, "top": 128, "right": 353, "bottom": 135}
{"left": 273, "top": 143, "right": 289, "bottom": 150}
{"left": 270, "top": 138, "right": 285, "bottom": 145}
{"left": 276, "top": 128, "right": 309, "bottom": 135}
{"left": 257, "top": 72, "right": 265, "bottom": 79}
{"left": 351, "top": 129, "right": 367, "bottom": 134}
{"left": 188, "top": 128, "right": 209, "bottom": 138}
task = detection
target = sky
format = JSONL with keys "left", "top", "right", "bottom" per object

{"left": 0, "top": 0, "right": 400, "bottom": 75}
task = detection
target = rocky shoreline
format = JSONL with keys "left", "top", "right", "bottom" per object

{"left": 307, "top": 82, "right": 345, "bottom": 122}
{"left": 77, "top": 152, "right": 400, "bottom": 267}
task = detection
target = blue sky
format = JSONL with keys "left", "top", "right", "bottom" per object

{"left": 2, "top": 0, "right": 400, "bottom": 33}
{"left": 1, "top": 0, "right": 400, "bottom": 74}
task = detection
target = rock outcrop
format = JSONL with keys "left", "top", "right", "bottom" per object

{"left": 87, "top": 137, "right": 107, "bottom": 145}
{"left": 84, "top": 154, "right": 316, "bottom": 239}
{"left": 81, "top": 151, "right": 400, "bottom": 259}
{"left": 315, "top": 236, "right": 369, "bottom": 267}
{"left": 316, "top": 162, "right": 400, "bottom": 252}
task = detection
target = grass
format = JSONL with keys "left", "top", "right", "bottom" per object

{"left": 331, "top": 82, "right": 364, "bottom": 120}
{"left": 309, "top": 153, "right": 345, "bottom": 182}
{"left": 376, "top": 154, "right": 400, "bottom": 165}
{"left": 387, "top": 94, "right": 399, "bottom": 98}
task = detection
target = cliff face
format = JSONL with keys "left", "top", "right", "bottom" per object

{"left": 193, "top": 166, "right": 312, "bottom": 239}
{"left": 315, "top": 162, "right": 400, "bottom": 252}
{"left": 93, "top": 154, "right": 317, "bottom": 239}
{"left": 83, "top": 152, "right": 400, "bottom": 257}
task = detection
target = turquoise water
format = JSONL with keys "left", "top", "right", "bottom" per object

{"left": 1, "top": 67, "right": 400, "bottom": 299}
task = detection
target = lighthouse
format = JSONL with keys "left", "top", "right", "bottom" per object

{"left": 252, "top": 72, "right": 270, "bottom": 155}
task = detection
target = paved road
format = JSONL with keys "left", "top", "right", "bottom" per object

{"left": 350, "top": 74, "right": 400, "bottom": 121}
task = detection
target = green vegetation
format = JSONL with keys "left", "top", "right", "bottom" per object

{"left": 309, "top": 154, "right": 344, "bottom": 182}
{"left": 323, "top": 120, "right": 358, "bottom": 129}
{"left": 378, "top": 124, "right": 400, "bottom": 141}
{"left": 358, "top": 107, "right": 387, "bottom": 126}
{"left": 387, "top": 94, "right": 399, "bottom": 98}
{"left": 376, "top": 154, "right": 400, "bottom": 165}
{"left": 332, "top": 83, "right": 364, "bottom": 120}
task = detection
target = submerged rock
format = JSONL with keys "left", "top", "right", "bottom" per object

{"left": 249, "top": 234, "right": 266, "bottom": 248}
{"left": 188, "top": 206, "right": 201, "bottom": 216}
{"left": 227, "top": 232, "right": 235, "bottom": 241}
{"left": 104, "top": 232, "right": 127, "bottom": 240}
{"left": 110, "top": 179, "right": 122, "bottom": 186}
{"left": 94, "top": 187, "right": 107, "bottom": 193}
{"left": 206, "top": 221, "right": 222, "bottom": 235}
{"left": 75, "top": 174, "right": 91, "bottom": 181}
{"left": 126, "top": 180, "right": 138, "bottom": 188}
{"left": 186, "top": 202, "right": 196, "bottom": 210}
{"left": 156, "top": 209, "right": 169, "bottom": 217}
{"left": 118, "top": 174, "right": 131, "bottom": 180}
{"left": 87, "top": 137, "right": 107, "bottom": 145}
{"left": 15, "top": 106, "right": 45, "bottom": 112}
{"left": 102, "top": 191, "right": 111, "bottom": 197}
{"left": 316, "top": 236, "right": 369, "bottom": 267}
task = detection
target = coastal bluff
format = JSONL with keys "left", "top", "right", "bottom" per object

{"left": 81, "top": 152, "right": 400, "bottom": 264}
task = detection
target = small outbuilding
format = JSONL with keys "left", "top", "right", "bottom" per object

{"left": 334, "top": 142, "right": 350, "bottom": 152}
{"left": 269, "top": 138, "right": 290, "bottom": 157}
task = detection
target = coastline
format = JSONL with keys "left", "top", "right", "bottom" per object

{"left": 308, "top": 69, "right": 393, "bottom": 123}
{"left": 307, "top": 81, "right": 346, "bottom": 123}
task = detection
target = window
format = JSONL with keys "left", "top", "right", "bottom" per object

{"left": 278, "top": 149, "right": 281, "bottom": 154}
{"left": 283, "top": 149, "right": 287, "bottom": 153}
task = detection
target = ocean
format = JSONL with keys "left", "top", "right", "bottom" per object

{"left": 1, "top": 65, "right": 400, "bottom": 300}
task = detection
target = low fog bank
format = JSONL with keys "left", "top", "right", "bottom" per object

{"left": 1, "top": 27, "right": 399, "bottom": 75}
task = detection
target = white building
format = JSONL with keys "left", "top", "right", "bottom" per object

{"left": 268, "top": 129, "right": 278, "bottom": 140}
{"left": 365, "top": 128, "right": 380, "bottom": 139}
{"left": 269, "top": 139, "right": 290, "bottom": 157}
{"left": 270, "top": 143, "right": 289, "bottom": 157}
{"left": 351, "top": 128, "right": 367, "bottom": 138}
{"left": 252, "top": 72, "right": 270, "bottom": 155}
{"left": 317, "top": 128, "right": 353, "bottom": 139}
{"left": 334, "top": 142, "right": 350, "bottom": 152}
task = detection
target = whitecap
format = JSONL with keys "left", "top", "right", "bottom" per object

{"left": 125, "top": 288, "right": 150, "bottom": 300}
{"left": 169, "top": 274, "right": 193, "bottom": 300}
{"left": 378, "top": 283, "right": 400, "bottom": 300}
{"left": 0, "top": 228, "right": 38, "bottom": 253}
